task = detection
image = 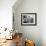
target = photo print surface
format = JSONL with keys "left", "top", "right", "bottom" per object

{"left": 21, "top": 13, "right": 37, "bottom": 26}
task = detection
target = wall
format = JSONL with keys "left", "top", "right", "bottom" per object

{"left": 13, "top": 0, "right": 41, "bottom": 46}
{"left": 0, "top": 0, "right": 16, "bottom": 30}
{"left": 41, "top": 0, "right": 46, "bottom": 46}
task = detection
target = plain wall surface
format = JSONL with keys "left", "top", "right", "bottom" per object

{"left": 13, "top": 0, "right": 41, "bottom": 46}
{"left": 41, "top": 0, "right": 46, "bottom": 46}
{"left": 0, "top": 0, "right": 16, "bottom": 29}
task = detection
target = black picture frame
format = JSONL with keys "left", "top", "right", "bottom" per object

{"left": 21, "top": 13, "right": 37, "bottom": 26}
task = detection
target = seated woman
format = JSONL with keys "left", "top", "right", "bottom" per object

{"left": 15, "top": 33, "right": 22, "bottom": 46}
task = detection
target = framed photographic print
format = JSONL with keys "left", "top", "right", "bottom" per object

{"left": 21, "top": 13, "right": 37, "bottom": 26}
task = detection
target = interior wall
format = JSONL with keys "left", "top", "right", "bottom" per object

{"left": 13, "top": 0, "right": 41, "bottom": 46}
{"left": 0, "top": 0, "right": 16, "bottom": 30}
{"left": 41, "top": 0, "right": 46, "bottom": 46}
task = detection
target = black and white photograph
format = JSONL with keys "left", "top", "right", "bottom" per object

{"left": 21, "top": 13, "right": 37, "bottom": 26}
